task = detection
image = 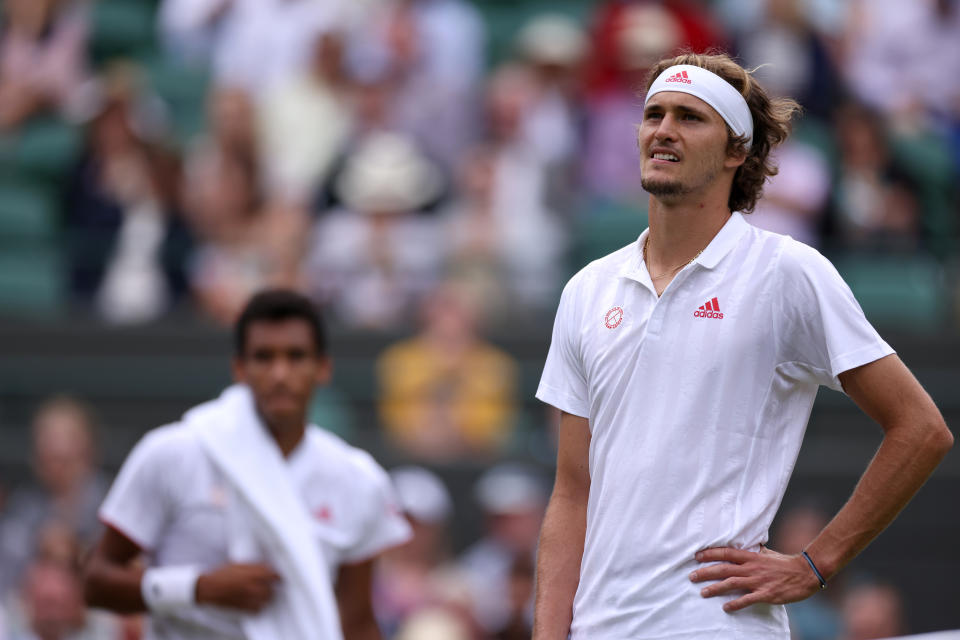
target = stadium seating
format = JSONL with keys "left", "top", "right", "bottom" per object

{"left": 835, "top": 254, "right": 948, "bottom": 331}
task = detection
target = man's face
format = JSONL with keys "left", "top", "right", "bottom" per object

{"left": 32, "top": 410, "right": 93, "bottom": 497}
{"left": 638, "top": 91, "right": 743, "bottom": 202}
{"left": 232, "top": 319, "right": 330, "bottom": 426}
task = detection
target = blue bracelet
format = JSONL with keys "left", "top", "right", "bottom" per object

{"left": 802, "top": 550, "right": 827, "bottom": 590}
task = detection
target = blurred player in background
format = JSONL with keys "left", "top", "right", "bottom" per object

{"left": 533, "top": 52, "right": 953, "bottom": 639}
{"left": 83, "top": 289, "right": 410, "bottom": 639}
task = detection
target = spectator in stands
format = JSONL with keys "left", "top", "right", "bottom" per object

{"left": 258, "top": 27, "right": 355, "bottom": 205}
{"left": 580, "top": 3, "right": 685, "bottom": 204}
{"left": 305, "top": 132, "right": 444, "bottom": 329}
{"left": 376, "top": 282, "right": 518, "bottom": 460}
{"left": 458, "top": 464, "right": 547, "bottom": 636}
{"left": 162, "top": 0, "right": 348, "bottom": 97}
{"left": 346, "top": 0, "right": 485, "bottom": 171}
{"left": 831, "top": 102, "right": 924, "bottom": 250}
{"left": 182, "top": 85, "right": 309, "bottom": 327}
{"left": 0, "top": 397, "right": 108, "bottom": 598}
{"left": 584, "top": 0, "right": 727, "bottom": 100}
{"left": 393, "top": 606, "right": 474, "bottom": 640}
{"left": 733, "top": 0, "right": 842, "bottom": 121}
{"left": 156, "top": 0, "right": 228, "bottom": 67}
{"left": 1, "top": 528, "right": 122, "bottom": 640}
{"left": 186, "top": 147, "right": 308, "bottom": 325}
{"left": 494, "top": 553, "right": 535, "bottom": 640}
{"left": 747, "top": 140, "right": 831, "bottom": 247}
{"left": 0, "top": 0, "right": 88, "bottom": 130}
{"left": 376, "top": 466, "right": 455, "bottom": 637}
{"left": 839, "top": 580, "right": 907, "bottom": 640}
{"left": 5, "top": 561, "right": 91, "bottom": 640}
{"left": 842, "top": 0, "right": 960, "bottom": 130}
{"left": 184, "top": 85, "right": 259, "bottom": 189}
{"left": 513, "top": 14, "right": 588, "bottom": 174}
{"left": 436, "top": 65, "right": 571, "bottom": 315}
{"left": 442, "top": 141, "right": 568, "bottom": 319}
{"left": 65, "top": 64, "right": 193, "bottom": 324}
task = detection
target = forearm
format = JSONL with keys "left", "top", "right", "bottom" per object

{"left": 340, "top": 615, "right": 382, "bottom": 640}
{"left": 336, "top": 559, "right": 381, "bottom": 640}
{"left": 806, "top": 419, "right": 952, "bottom": 580}
{"left": 83, "top": 557, "right": 148, "bottom": 614}
{"left": 532, "top": 490, "right": 587, "bottom": 640}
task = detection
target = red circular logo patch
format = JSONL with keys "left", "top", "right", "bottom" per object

{"left": 604, "top": 306, "right": 624, "bottom": 329}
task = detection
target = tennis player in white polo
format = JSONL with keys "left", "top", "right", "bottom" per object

{"left": 83, "top": 290, "right": 411, "bottom": 640}
{"left": 532, "top": 53, "right": 953, "bottom": 640}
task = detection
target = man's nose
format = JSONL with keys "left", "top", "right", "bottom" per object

{"left": 268, "top": 358, "right": 292, "bottom": 381}
{"left": 654, "top": 114, "right": 679, "bottom": 141}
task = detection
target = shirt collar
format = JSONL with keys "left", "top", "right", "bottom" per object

{"left": 617, "top": 211, "right": 749, "bottom": 281}
{"left": 693, "top": 211, "right": 749, "bottom": 269}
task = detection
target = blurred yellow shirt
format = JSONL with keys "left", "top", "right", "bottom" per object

{"left": 377, "top": 337, "right": 518, "bottom": 457}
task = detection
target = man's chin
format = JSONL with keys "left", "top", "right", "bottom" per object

{"left": 641, "top": 177, "right": 686, "bottom": 198}
{"left": 258, "top": 400, "right": 304, "bottom": 426}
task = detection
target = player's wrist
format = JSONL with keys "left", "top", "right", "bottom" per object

{"left": 141, "top": 565, "right": 201, "bottom": 612}
{"left": 798, "top": 550, "right": 828, "bottom": 591}
{"left": 194, "top": 571, "right": 222, "bottom": 606}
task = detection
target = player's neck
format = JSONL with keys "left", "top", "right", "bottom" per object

{"left": 264, "top": 417, "right": 307, "bottom": 458}
{"left": 645, "top": 197, "right": 731, "bottom": 270}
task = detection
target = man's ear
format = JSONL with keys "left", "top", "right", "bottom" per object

{"left": 231, "top": 356, "right": 246, "bottom": 384}
{"left": 724, "top": 141, "right": 749, "bottom": 170}
{"left": 315, "top": 356, "right": 333, "bottom": 386}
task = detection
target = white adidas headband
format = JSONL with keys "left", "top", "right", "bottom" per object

{"left": 645, "top": 64, "right": 754, "bottom": 150}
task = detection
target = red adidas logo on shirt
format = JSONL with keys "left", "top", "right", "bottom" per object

{"left": 694, "top": 297, "right": 723, "bottom": 319}
{"left": 665, "top": 70, "right": 692, "bottom": 84}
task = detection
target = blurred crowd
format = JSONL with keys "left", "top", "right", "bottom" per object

{"left": 0, "top": 396, "right": 921, "bottom": 639}
{"left": 2, "top": 0, "right": 959, "bottom": 637}
{"left": 2, "top": 0, "right": 959, "bottom": 328}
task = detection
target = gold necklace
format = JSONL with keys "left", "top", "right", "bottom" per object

{"left": 642, "top": 236, "right": 706, "bottom": 281}
{"left": 643, "top": 214, "right": 729, "bottom": 281}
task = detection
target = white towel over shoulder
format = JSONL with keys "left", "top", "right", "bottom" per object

{"left": 186, "top": 385, "right": 343, "bottom": 640}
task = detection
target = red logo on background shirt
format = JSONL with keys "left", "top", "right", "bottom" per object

{"left": 604, "top": 307, "right": 624, "bottom": 329}
{"left": 313, "top": 505, "right": 332, "bottom": 521}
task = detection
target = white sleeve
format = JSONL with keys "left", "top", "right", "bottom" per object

{"left": 775, "top": 241, "right": 895, "bottom": 392}
{"left": 98, "top": 426, "right": 182, "bottom": 551}
{"left": 340, "top": 454, "right": 412, "bottom": 564}
{"left": 536, "top": 273, "right": 590, "bottom": 417}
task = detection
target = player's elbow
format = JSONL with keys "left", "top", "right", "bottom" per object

{"left": 927, "top": 417, "right": 954, "bottom": 458}
{"left": 909, "top": 412, "right": 955, "bottom": 463}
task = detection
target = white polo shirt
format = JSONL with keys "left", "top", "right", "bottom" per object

{"left": 100, "top": 422, "right": 411, "bottom": 640}
{"left": 536, "top": 212, "right": 893, "bottom": 640}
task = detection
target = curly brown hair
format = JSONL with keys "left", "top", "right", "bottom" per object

{"left": 643, "top": 52, "right": 801, "bottom": 213}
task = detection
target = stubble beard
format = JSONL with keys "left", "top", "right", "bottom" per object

{"left": 641, "top": 176, "right": 688, "bottom": 199}
{"left": 641, "top": 161, "right": 722, "bottom": 203}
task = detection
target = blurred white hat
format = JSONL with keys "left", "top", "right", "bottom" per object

{"left": 475, "top": 463, "right": 549, "bottom": 515}
{"left": 395, "top": 607, "right": 472, "bottom": 640}
{"left": 335, "top": 132, "right": 442, "bottom": 213}
{"left": 518, "top": 14, "right": 588, "bottom": 67}
{"left": 390, "top": 465, "right": 453, "bottom": 524}
{"left": 617, "top": 5, "right": 682, "bottom": 70}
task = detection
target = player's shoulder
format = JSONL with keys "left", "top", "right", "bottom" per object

{"left": 740, "top": 226, "right": 846, "bottom": 303}
{"left": 116, "top": 421, "right": 204, "bottom": 476}
{"left": 303, "top": 428, "right": 391, "bottom": 486}
{"left": 563, "top": 240, "right": 640, "bottom": 295}
{"left": 135, "top": 422, "right": 201, "bottom": 457}
{"left": 767, "top": 231, "right": 838, "bottom": 280}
